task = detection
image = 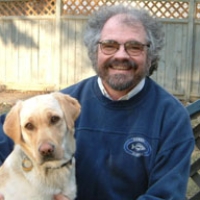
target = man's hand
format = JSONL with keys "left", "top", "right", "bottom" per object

{"left": 0, "top": 193, "right": 4, "bottom": 200}
{"left": 54, "top": 194, "right": 70, "bottom": 200}
{"left": 0, "top": 193, "right": 69, "bottom": 200}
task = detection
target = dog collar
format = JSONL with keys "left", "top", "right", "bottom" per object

{"left": 46, "top": 155, "right": 74, "bottom": 170}
{"left": 21, "top": 153, "right": 74, "bottom": 172}
{"left": 61, "top": 156, "right": 74, "bottom": 168}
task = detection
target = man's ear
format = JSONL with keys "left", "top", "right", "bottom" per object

{"left": 3, "top": 101, "right": 23, "bottom": 144}
{"left": 53, "top": 92, "right": 81, "bottom": 130}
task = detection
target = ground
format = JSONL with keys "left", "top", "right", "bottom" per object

{"left": 0, "top": 89, "right": 189, "bottom": 114}
{"left": 0, "top": 90, "right": 49, "bottom": 114}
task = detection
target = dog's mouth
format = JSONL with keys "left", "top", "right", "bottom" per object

{"left": 41, "top": 155, "right": 58, "bottom": 162}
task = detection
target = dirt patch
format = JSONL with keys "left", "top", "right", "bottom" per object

{"left": 0, "top": 90, "right": 50, "bottom": 114}
{"left": 0, "top": 90, "right": 190, "bottom": 115}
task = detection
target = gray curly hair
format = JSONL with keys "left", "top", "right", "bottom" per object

{"left": 83, "top": 5, "right": 164, "bottom": 76}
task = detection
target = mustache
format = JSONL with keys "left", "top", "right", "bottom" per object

{"left": 104, "top": 59, "right": 138, "bottom": 69}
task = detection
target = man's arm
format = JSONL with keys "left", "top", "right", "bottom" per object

{"left": 137, "top": 138, "right": 194, "bottom": 200}
{"left": 54, "top": 194, "right": 70, "bottom": 200}
{"left": 0, "top": 194, "right": 4, "bottom": 200}
{"left": 0, "top": 114, "right": 14, "bottom": 164}
{"left": 137, "top": 108, "right": 195, "bottom": 200}
{"left": 0, "top": 194, "right": 69, "bottom": 200}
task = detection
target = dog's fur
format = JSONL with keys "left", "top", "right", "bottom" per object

{"left": 0, "top": 92, "right": 81, "bottom": 200}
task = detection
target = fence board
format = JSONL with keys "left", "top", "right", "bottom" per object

{"left": 0, "top": 22, "right": 6, "bottom": 84}
{"left": 75, "top": 20, "right": 84, "bottom": 83}
{"left": 5, "top": 21, "right": 18, "bottom": 82}
{"left": 38, "top": 20, "right": 54, "bottom": 84}
{"left": 31, "top": 20, "right": 40, "bottom": 84}
{"left": 61, "top": 19, "right": 76, "bottom": 86}
{"left": 153, "top": 22, "right": 188, "bottom": 97}
{"left": 60, "top": 19, "right": 69, "bottom": 86}
{"left": 191, "top": 23, "right": 200, "bottom": 98}
{"left": 18, "top": 20, "right": 31, "bottom": 83}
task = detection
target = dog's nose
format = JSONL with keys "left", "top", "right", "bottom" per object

{"left": 39, "top": 143, "right": 54, "bottom": 156}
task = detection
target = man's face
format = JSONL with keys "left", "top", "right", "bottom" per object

{"left": 97, "top": 14, "right": 150, "bottom": 94}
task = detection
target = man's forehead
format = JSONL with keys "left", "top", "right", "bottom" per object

{"left": 101, "top": 14, "right": 146, "bottom": 42}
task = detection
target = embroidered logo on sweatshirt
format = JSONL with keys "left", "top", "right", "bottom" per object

{"left": 124, "top": 137, "right": 151, "bottom": 157}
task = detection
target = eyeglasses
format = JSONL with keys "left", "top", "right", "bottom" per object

{"left": 98, "top": 40, "right": 150, "bottom": 56}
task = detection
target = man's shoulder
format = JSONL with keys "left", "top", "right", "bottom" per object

{"left": 0, "top": 113, "right": 6, "bottom": 124}
{"left": 146, "top": 77, "right": 187, "bottom": 114}
{"left": 0, "top": 113, "right": 14, "bottom": 164}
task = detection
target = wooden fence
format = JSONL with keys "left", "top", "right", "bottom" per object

{"left": 0, "top": 0, "right": 200, "bottom": 101}
{"left": 0, "top": 1, "right": 200, "bottom": 199}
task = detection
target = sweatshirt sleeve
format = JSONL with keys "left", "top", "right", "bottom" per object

{"left": 137, "top": 109, "right": 195, "bottom": 200}
{"left": 137, "top": 139, "right": 194, "bottom": 200}
{"left": 0, "top": 114, "right": 14, "bottom": 165}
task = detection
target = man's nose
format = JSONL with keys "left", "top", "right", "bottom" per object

{"left": 113, "top": 45, "right": 130, "bottom": 59}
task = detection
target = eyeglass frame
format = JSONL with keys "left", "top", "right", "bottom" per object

{"left": 98, "top": 40, "right": 151, "bottom": 56}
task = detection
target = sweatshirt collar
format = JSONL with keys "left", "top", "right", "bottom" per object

{"left": 97, "top": 77, "right": 145, "bottom": 101}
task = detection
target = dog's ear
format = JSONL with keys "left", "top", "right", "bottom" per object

{"left": 53, "top": 92, "right": 81, "bottom": 129}
{"left": 3, "top": 101, "right": 22, "bottom": 143}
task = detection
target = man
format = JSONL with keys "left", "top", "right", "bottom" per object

{"left": 0, "top": 5, "right": 195, "bottom": 200}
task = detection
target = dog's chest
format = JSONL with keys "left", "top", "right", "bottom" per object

{"left": 2, "top": 176, "right": 54, "bottom": 200}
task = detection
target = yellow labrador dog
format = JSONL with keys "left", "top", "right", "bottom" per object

{"left": 0, "top": 92, "right": 80, "bottom": 200}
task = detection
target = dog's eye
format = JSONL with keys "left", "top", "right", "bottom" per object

{"left": 50, "top": 116, "right": 60, "bottom": 124}
{"left": 25, "top": 122, "right": 34, "bottom": 130}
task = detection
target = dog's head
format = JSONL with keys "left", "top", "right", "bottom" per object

{"left": 3, "top": 92, "right": 81, "bottom": 167}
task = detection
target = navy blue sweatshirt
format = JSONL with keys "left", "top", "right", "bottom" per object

{"left": 0, "top": 76, "right": 194, "bottom": 199}
{"left": 0, "top": 114, "right": 13, "bottom": 165}
{"left": 61, "top": 76, "right": 194, "bottom": 200}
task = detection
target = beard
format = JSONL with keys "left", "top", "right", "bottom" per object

{"left": 97, "top": 59, "right": 148, "bottom": 91}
